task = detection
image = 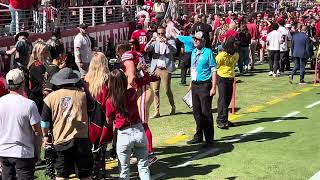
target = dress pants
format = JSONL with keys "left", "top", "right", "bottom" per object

{"left": 180, "top": 52, "right": 191, "bottom": 84}
{"left": 151, "top": 68, "right": 175, "bottom": 114}
{"left": 216, "top": 76, "right": 234, "bottom": 126}
{"left": 191, "top": 81, "right": 214, "bottom": 143}
{"left": 280, "top": 51, "right": 290, "bottom": 72}
{"left": 268, "top": 50, "right": 280, "bottom": 74}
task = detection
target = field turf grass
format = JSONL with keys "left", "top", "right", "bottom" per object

{"left": 35, "top": 64, "right": 320, "bottom": 180}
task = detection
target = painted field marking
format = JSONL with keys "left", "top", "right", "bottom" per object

{"left": 223, "top": 127, "right": 265, "bottom": 143}
{"left": 273, "top": 111, "right": 300, "bottom": 123}
{"left": 285, "top": 92, "right": 301, "bottom": 98}
{"left": 306, "top": 101, "right": 320, "bottom": 109}
{"left": 172, "top": 148, "right": 221, "bottom": 168}
{"left": 245, "top": 105, "right": 265, "bottom": 113}
{"left": 152, "top": 172, "right": 166, "bottom": 180}
{"left": 300, "top": 87, "right": 314, "bottom": 92}
{"left": 313, "top": 84, "right": 320, "bottom": 87}
{"left": 165, "top": 135, "right": 189, "bottom": 145}
{"left": 309, "top": 170, "right": 320, "bottom": 180}
{"left": 266, "top": 99, "right": 283, "bottom": 105}
{"left": 229, "top": 114, "right": 243, "bottom": 121}
{"left": 106, "top": 159, "right": 118, "bottom": 169}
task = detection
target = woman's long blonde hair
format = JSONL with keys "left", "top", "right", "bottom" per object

{"left": 27, "top": 39, "right": 48, "bottom": 69}
{"left": 85, "top": 52, "right": 110, "bottom": 97}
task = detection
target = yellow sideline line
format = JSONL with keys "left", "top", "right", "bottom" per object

{"left": 106, "top": 160, "right": 118, "bottom": 169}
{"left": 162, "top": 85, "right": 316, "bottom": 145}
{"left": 165, "top": 135, "right": 189, "bottom": 145}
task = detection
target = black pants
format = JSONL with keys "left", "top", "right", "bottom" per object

{"left": 180, "top": 52, "right": 191, "bottom": 84}
{"left": 269, "top": 50, "right": 280, "bottom": 74}
{"left": 216, "top": 76, "right": 234, "bottom": 125}
{"left": 191, "top": 81, "right": 214, "bottom": 143}
{"left": 0, "top": 157, "right": 35, "bottom": 180}
{"left": 280, "top": 51, "right": 290, "bottom": 72}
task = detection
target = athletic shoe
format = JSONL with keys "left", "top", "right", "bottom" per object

{"left": 299, "top": 80, "right": 307, "bottom": 85}
{"left": 148, "top": 153, "right": 158, "bottom": 166}
{"left": 201, "top": 141, "right": 214, "bottom": 149}
{"left": 268, "top": 71, "right": 273, "bottom": 76}
{"left": 273, "top": 73, "right": 279, "bottom": 77}
{"left": 227, "top": 121, "right": 235, "bottom": 127}
{"left": 217, "top": 123, "right": 229, "bottom": 130}
{"left": 289, "top": 75, "right": 293, "bottom": 84}
{"left": 186, "top": 138, "right": 203, "bottom": 144}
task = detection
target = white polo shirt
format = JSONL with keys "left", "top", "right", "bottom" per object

{"left": 266, "top": 30, "right": 282, "bottom": 51}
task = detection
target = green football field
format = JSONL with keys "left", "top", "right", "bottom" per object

{"left": 35, "top": 64, "right": 320, "bottom": 180}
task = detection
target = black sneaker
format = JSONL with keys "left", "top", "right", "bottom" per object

{"left": 217, "top": 123, "right": 229, "bottom": 130}
{"left": 299, "top": 80, "right": 307, "bottom": 85}
{"left": 227, "top": 121, "right": 235, "bottom": 127}
{"left": 201, "top": 141, "right": 214, "bottom": 149}
{"left": 186, "top": 139, "right": 203, "bottom": 144}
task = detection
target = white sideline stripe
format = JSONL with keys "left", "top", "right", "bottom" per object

{"left": 309, "top": 171, "right": 320, "bottom": 180}
{"left": 172, "top": 148, "right": 221, "bottom": 168}
{"left": 152, "top": 172, "right": 166, "bottom": 180}
{"left": 223, "top": 127, "right": 265, "bottom": 143}
{"left": 273, "top": 111, "right": 300, "bottom": 123}
{"left": 306, "top": 101, "right": 320, "bottom": 109}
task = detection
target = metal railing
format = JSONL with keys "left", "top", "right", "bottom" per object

{"left": 0, "top": 1, "right": 318, "bottom": 36}
{"left": 0, "top": 4, "right": 137, "bottom": 36}
{"left": 179, "top": 1, "right": 317, "bottom": 15}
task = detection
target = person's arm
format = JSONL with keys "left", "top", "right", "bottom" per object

{"left": 123, "top": 60, "right": 137, "bottom": 89}
{"left": 41, "top": 101, "right": 52, "bottom": 149}
{"left": 209, "top": 51, "right": 217, "bottom": 96}
{"left": 166, "top": 39, "right": 177, "bottom": 54}
{"left": 145, "top": 37, "right": 156, "bottom": 52}
{"left": 29, "top": 102, "right": 43, "bottom": 161}
{"left": 5, "top": 48, "right": 16, "bottom": 55}
{"left": 74, "top": 37, "right": 83, "bottom": 64}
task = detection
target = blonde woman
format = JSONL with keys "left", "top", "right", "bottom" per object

{"left": 84, "top": 52, "right": 110, "bottom": 179}
{"left": 28, "top": 39, "right": 49, "bottom": 113}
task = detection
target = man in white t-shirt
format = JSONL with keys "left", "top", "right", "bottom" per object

{"left": 0, "top": 69, "right": 42, "bottom": 180}
{"left": 266, "top": 23, "right": 282, "bottom": 77}
{"left": 278, "top": 19, "right": 292, "bottom": 73}
{"left": 74, "top": 23, "right": 92, "bottom": 77}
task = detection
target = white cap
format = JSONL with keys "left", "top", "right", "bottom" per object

{"left": 6, "top": 68, "right": 25, "bottom": 85}
{"left": 285, "top": 24, "right": 292, "bottom": 28}
{"left": 192, "top": 31, "right": 205, "bottom": 40}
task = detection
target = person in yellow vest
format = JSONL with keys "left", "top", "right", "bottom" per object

{"left": 216, "top": 37, "right": 239, "bottom": 129}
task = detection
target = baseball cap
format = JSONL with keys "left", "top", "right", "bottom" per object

{"left": 192, "top": 31, "right": 205, "bottom": 40}
{"left": 79, "top": 23, "right": 89, "bottom": 29}
{"left": 6, "top": 68, "right": 25, "bottom": 86}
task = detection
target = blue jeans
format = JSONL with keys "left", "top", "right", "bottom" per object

{"left": 117, "top": 123, "right": 150, "bottom": 180}
{"left": 238, "top": 46, "right": 250, "bottom": 73}
{"left": 9, "top": 5, "right": 16, "bottom": 34}
{"left": 291, "top": 57, "right": 306, "bottom": 82}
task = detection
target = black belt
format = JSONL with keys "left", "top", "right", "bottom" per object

{"left": 218, "top": 76, "right": 234, "bottom": 81}
{"left": 192, "top": 80, "right": 211, "bottom": 85}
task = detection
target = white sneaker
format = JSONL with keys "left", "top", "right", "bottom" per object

{"left": 276, "top": 70, "right": 281, "bottom": 76}
{"left": 268, "top": 71, "right": 273, "bottom": 76}
{"left": 273, "top": 73, "right": 279, "bottom": 77}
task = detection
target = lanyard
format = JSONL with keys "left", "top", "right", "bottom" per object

{"left": 193, "top": 52, "right": 201, "bottom": 67}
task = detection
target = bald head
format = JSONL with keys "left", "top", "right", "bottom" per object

{"left": 229, "top": 22, "right": 237, "bottom": 30}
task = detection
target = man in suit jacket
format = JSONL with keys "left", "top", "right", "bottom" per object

{"left": 290, "top": 25, "right": 310, "bottom": 84}
{"left": 145, "top": 26, "right": 177, "bottom": 118}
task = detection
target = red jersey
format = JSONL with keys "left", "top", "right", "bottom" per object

{"left": 131, "top": 29, "right": 148, "bottom": 53}
{"left": 224, "top": 29, "right": 239, "bottom": 41}
{"left": 144, "top": 1, "right": 154, "bottom": 13}
{"left": 105, "top": 88, "right": 142, "bottom": 129}
{"left": 10, "top": 0, "right": 36, "bottom": 9}
{"left": 247, "top": 22, "right": 258, "bottom": 40}
{"left": 260, "top": 26, "right": 269, "bottom": 42}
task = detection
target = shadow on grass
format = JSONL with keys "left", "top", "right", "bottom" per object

{"left": 157, "top": 108, "right": 241, "bottom": 118}
{"left": 232, "top": 116, "right": 308, "bottom": 127}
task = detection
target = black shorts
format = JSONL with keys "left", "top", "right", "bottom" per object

{"left": 55, "top": 138, "right": 93, "bottom": 178}
{"left": 0, "top": 157, "right": 35, "bottom": 180}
